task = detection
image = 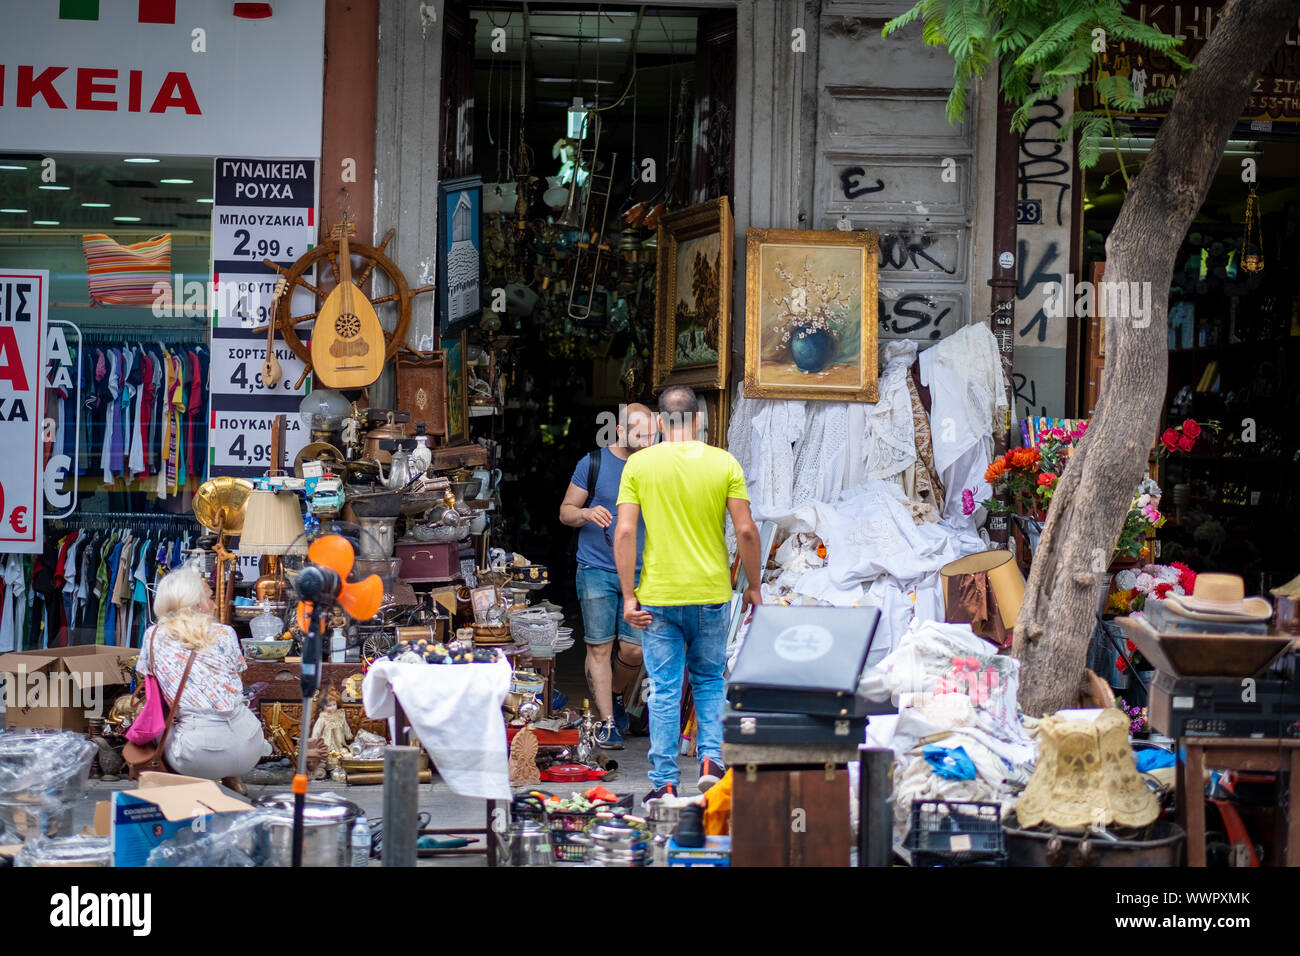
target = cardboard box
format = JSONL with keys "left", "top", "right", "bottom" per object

{"left": 0, "top": 646, "right": 136, "bottom": 732}
{"left": 667, "top": 835, "right": 731, "bottom": 867}
{"left": 101, "top": 773, "right": 251, "bottom": 867}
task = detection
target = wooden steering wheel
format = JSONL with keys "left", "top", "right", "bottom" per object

{"left": 260, "top": 227, "right": 435, "bottom": 386}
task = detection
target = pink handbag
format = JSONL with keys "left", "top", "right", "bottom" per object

{"left": 125, "top": 673, "right": 166, "bottom": 745}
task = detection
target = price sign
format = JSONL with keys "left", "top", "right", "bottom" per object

{"left": 207, "top": 157, "right": 318, "bottom": 480}
{"left": 209, "top": 410, "right": 309, "bottom": 471}
{"left": 0, "top": 270, "right": 46, "bottom": 553}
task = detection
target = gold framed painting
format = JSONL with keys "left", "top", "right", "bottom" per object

{"left": 441, "top": 330, "right": 468, "bottom": 445}
{"left": 744, "top": 228, "right": 879, "bottom": 402}
{"left": 653, "top": 197, "right": 733, "bottom": 392}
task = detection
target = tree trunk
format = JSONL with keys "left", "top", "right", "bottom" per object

{"left": 1011, "top": 0, "right": 1300, "bottom": 716}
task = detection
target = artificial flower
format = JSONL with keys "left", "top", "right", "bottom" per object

{"left": 1116, "top": 656, "right": 1129, "bottom": 673}
{"left": 1178, "top": 434, "right": 1196, "bottom": 452}
{"left": 1182, "top": 419, "right": 1201, "bottom": 439}
{"left": 1154, "top": 582, "right": 1174, "bottom": 599}
{"left": 1135, "top": 572, "right": 1156, "bottom": 593}
{"left": 1037, "top": 472, "right": 1057, "bottom": 487}
{"left": 984, "top": 459, "right": 1007, "bottom": 484}
{"left": 1161, "top": 428, "right": 1180, "bottom": 452}
{"left": 1115, "top": 569, "right": 1139, "bottom": 591}
{"left": 961, "top": 488, "right": 976, "bottom": 516}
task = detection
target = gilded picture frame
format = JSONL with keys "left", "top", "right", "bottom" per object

{"left": 743, "top": 228, "right": 879, "bottom": 403}
{"left": 442, "top": 330, "right": 469, "bottom": 445}
{"left": 653, "top": 196, "right": 733, "bottom": 392}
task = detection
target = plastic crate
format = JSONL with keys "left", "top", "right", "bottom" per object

{"left": 905, "top": 799, "right": 1006, "bottom": 867}
{"left": 547, "top": 793, "right": 635, "bottom": 833}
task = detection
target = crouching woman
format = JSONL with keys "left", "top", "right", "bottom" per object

{"left": 134, "top": 567, "right": 265, "bottom": 793}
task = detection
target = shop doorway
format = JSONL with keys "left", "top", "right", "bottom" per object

{"left": 439, "top": 2, "right": 738, "bottom": 706}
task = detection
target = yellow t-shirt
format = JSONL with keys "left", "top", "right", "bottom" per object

{"left": 616, "top": 441, "right": 749, "bottom": 606}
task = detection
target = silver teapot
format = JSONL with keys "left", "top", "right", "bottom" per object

{"left": 375, "top": 442, "right": 418, "bottom": 491}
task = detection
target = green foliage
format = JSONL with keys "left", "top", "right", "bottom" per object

{"left": 883, "top": 0, "right": 1195, "bottom": 175}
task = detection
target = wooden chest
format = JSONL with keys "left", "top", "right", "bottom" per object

{"left": 243, "top": 661, "right": 367, "bottom": 700}
{"left": 395, "top": 541, "right": 461, "bottom": 583}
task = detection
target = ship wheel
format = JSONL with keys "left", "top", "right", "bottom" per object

{"left": 258, "top": 227, "right": 436, "bottom": 387}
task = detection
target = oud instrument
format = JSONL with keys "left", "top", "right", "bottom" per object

{"left": 311, "top": 216, "right": 386, "bottom": 389}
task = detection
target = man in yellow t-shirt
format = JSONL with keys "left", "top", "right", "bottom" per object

{"left": 614, "top": 385, "right": 762, "bottom": 805}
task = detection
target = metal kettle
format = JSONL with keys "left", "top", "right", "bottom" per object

{"left": 503, "top": 794, "right": 553, "bottom": 866}
{"left": 375, "top": 439, "right": 418, "bottom": 491}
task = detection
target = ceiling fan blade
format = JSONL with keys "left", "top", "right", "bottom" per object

{"left": 308, "top": 534, "right": 354, "bottom": 578}
{"left": 338, "top": 574, "right": 383, "bottom": 622}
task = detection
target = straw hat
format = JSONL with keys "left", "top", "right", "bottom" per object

{"left": 1164, "top": 573, "right": 1272, "bottom": 623}
{"left": 1015, "top": 708, "right": 1159, "bottom": 830}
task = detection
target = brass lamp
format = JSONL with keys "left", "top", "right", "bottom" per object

{"left": 239, "top": 489, "right": 307, "bottom": 603}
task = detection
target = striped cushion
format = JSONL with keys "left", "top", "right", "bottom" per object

{"left": 82, "top": 233, "right": 172, "bottom": 307}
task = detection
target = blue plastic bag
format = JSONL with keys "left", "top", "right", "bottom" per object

{"left": 923, "top": 745, "right": 977, "bottom": 781}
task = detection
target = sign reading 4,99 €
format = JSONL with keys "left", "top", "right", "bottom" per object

{"left": 207, "top": 157, "right": 317, "bottom": 478}
{"left": 0, "top": 271, "right": 46, "bottom": 553}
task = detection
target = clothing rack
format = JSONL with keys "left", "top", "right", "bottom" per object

{"left": 48, "top": 511, "right": 199, "bottom": 532}
{"left": 77, "top": 329, "right": 207, "bottom": 345}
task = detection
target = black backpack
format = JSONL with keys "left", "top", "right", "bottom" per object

{"left": 568, "top": 448, "right": 602, "bottom": 560}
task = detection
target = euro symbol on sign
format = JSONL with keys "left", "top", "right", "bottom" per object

{"left": 9, "top": 507, "right": 27, "bottom": 534}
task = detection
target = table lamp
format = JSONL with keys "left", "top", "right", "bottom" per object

{"left": 240, "top": 488, "right": 308, "bottom": 602}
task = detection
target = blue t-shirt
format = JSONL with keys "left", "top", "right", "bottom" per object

{"left": 572, "top": 447, "right": 644, "bottom": 573}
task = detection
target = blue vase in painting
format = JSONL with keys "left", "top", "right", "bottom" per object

{"left": 790, "top": 325, "right": 833, "bottom": 373}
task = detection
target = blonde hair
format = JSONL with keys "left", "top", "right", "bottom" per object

{"left": 153, "top": 566, "right": 219, "bottom": 650}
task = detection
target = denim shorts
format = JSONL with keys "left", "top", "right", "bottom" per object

{"left": 576, "top": 563, "right": 641, "bottom": 646}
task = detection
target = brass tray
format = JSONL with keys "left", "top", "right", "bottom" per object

{"left": 340, "top": 752, "right": 429, "bottom": 774}
{"left": 1116, "top": 616, "right": 1295, "bottom": 678}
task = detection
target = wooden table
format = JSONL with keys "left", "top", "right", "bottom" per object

{"left": 1177, "top": 737, "right": 1300, "bottom": 867}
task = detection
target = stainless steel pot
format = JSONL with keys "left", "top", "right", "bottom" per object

{"left": 355, "top": 516, "right": 398, "bottom": 559}
{"left": 253, "top": 793, "right": 362, "bottom": 867}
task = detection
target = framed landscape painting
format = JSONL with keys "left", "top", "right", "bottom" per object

{"left": 743, "top": 228, "right": 879, "bottom": 403}
{"left": 653, "top": 197, "right": 733, "bottom": 392}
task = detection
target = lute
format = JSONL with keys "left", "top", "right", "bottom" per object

{"left": 311, "top": 216, "right": 385, "bottom": 389}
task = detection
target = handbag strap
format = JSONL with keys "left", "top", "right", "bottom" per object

{"left": 149, "top": 626, "right": 198, "bottom": 755}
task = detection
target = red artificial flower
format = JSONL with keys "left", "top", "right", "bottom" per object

{"left": 1125, "top": 639, "right": 1137, "bottom": 652}
{"left": 1182, "top": 419, "right": 1201, "bottom": 439}
{"left": 1160, "top": 428, "right": 1180, "bottom": 452}
{"left": 1178, "top": 569, "right": 1197, "bottom": 594}
{"left": 1178, "top": 434, "right": 1196, "bottom": 452}
{"left": 1154, "top": 582, "right": 1174, "bottom": 599}
{"left": 1037, "top": 472, "right": 1058, "bottom": 487}
{"left": 1116, "top": 656, "right": 1129, "bottom": 673}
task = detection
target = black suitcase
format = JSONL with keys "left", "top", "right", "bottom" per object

{"left": 726, "top": 605, "right": 882, "bottom": 718}
{"left": 723, "top": 709, "right": 868, "bottom": 745}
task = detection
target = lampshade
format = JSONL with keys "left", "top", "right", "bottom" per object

{"left": 940, "top": 550, "right": 1025, "bottom": 648}
{"left": 298, "top": 387, "right": 350, "bottom": 430}
{"left": 239, "top": 489, "right": 307, "bottom": 555}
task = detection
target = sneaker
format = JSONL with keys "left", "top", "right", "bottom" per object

{"left": 697, "top": 757, "right": 726, "bottom": 793}
{"left": 612, "top": 692, "right": 629, "bottom": 733}
{"left": 594, "top": 720, "right": 624, "bottom": 750}
{"left": 643, "top": 782, "right": 678, "bottom": 806}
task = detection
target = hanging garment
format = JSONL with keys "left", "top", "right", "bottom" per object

{"left": 0, "top": 553, "right": 24, "bottom": 653}
{"left": 129, "top": 347, "right": 147, "bottom": 477}
{"left": 100, "top": 348, "right": 121, "bottom": 483}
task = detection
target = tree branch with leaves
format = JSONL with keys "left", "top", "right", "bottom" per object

{"left": 885, "top": 0, "right": 1300, "bottom": 715}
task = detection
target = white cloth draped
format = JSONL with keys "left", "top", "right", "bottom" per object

{"left": 363, "top": 659, "right": 512, "bottom": 800}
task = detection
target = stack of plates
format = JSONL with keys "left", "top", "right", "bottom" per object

{"left": 554, "top": 626, "right": 575, "bottom": 653}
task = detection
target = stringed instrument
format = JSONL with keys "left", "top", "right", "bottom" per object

{"left": 311, "top": 216, "right": 386, "bottom": 389}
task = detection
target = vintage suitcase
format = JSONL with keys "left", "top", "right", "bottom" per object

{"left": 723, "top": 709, "right": 867, "bottom": 746}
{"left": 727, "top": 605, "right": 882, "bottom": 717}
{"left": 395, "top": 540, "right": 461, "bottom": 583}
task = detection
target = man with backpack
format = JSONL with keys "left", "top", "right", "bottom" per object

{"left": 559, "top": 403, "right": 655, "bottom": 748}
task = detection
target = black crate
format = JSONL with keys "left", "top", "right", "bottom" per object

{"left": 905, "top": 799, "right": 1006, "bottom": 867}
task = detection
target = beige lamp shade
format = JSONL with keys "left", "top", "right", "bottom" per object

{"left": 239, "top": 489, "right": 307, "bottom": 555}
{"left": 940, "top": 550, "right": 1026, "bottom": 649}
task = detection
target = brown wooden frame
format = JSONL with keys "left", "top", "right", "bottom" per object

{"left": 653, "top": 196, "right": 733, "bottom": 392}
{"left": 743, "top": 228, "right": 879, "bottom": 403}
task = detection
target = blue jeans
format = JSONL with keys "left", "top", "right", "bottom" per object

{"left": 641, "top": 603, "right": 729, "bottom": 787}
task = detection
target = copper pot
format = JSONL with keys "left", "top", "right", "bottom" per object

{"left": 362, "top": 412, "right": 410, "bottom": 465}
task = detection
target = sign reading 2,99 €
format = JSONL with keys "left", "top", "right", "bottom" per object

{"left": 0, "top": 271, "right": 47, "bottom": 553}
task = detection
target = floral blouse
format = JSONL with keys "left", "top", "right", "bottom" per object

{"left": 136, "top": 622, "right": 247, "bottom": 714}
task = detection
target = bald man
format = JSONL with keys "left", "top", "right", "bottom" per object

{"left": 559, "top": 403, "right": 655, "bottom": 747}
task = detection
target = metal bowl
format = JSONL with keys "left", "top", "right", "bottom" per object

{"left": 346, "top": 490, "right": 404, "bottom": 518}
{"left": 233, "top": 602, "right": 289, "bottom": 623}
